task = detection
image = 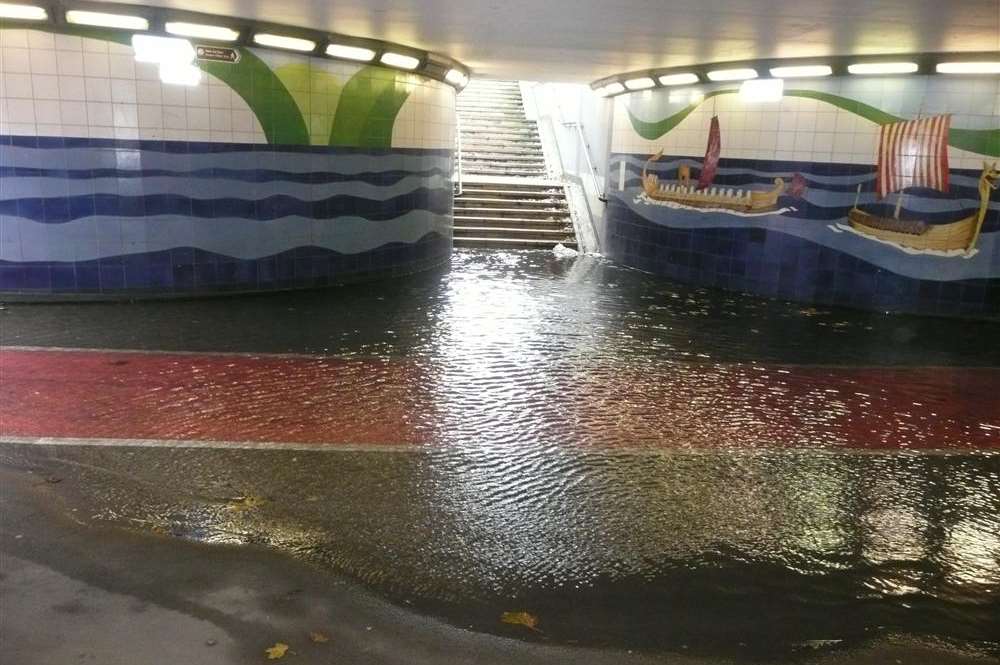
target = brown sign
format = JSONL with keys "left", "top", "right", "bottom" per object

{"left": 195, "top": 46, "right": 240, "bottom": 63}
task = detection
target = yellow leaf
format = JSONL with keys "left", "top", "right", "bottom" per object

{"left": 309, "top": 631, "right": 330, "bottom": 643}
{"left": 264, "top": 642, "right": 289, "bottom": 660}
{"left": 500, "top": 611, "right": 540, "bottom": 632}
{"left": 229, "top": 495, "right": 267, "bottom": 512}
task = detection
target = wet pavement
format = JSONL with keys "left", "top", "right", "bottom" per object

{"left": 2, "top": 249, "right": 1000, "bottom": 663}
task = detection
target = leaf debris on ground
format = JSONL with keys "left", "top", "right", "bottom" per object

{"left": 309, "top": 631, "right": 330, "bottom": 643}
{"left": 264, "top": 642, "right": 289, "bottom": 659}
{"left": 501, "top": 611, "right": 541, "bottom": 632}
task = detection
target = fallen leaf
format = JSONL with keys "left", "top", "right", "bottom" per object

{"left": 308, "top": 631, "right": 330, "bottom": 643}
{"left": 264, "top": 642, "right": 289, "bottom": 660}
{"left": 229, "top": 494, "right": 267, "bottom": 512}
{"left": 501, "top": 611, "right": 540, "bottom": 632}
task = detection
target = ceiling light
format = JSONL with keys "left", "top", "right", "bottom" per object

{"left": 602, "top": 82, "right": 625, "bottom": 96}
{"left": 936, "top": 61, "right": 1000, "bottom": 74}
{"left": 739, "top": 78, "right": 784, "bottom": 102}
{"left": 658, "top": 73, "right": 699, "bottom": 86}
{"left": 445, "top": 69, "right": 469, "bottom": 87}
{"left": 66, "top": 10, "right": 149, "bottom": 30}
{"left": 707, "top": 68, "right": 758, "bottom": 81}
{"left": 769, "top": 65, "right": 832, "bottom": 78}
{"left": 847, "top": 62, "right": 918, "bottom": 75}
{"left": 624, "top": 77, "right": 655, "bottom": 90}
{"left": 380, "top": 52, "right": 420, "bottom": 70}
{"left": 253, "top": 33, "right": 315, "bottom": 52}
{"left": 326, "top": 43, "right": 376, "bottom": 62}
{"left": 0, "top": 3, "right": 46, "bottom": 20}
{"left": 159, "top": 61, "right": 202, "bottom": 86}
{"left": 132, "top": 35, "right": 195, "bottom": 64}
{"left": 165, "top": 22, "right": 239, "bottom": 42}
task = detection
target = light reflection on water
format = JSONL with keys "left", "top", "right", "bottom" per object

{"left": 2, "top": 249, "right": 1000, "bottom": 656}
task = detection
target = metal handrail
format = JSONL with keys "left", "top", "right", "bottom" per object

{"left": 563, "top": 121, "right": 606, "bottom": 203}
{"left": 455, "top": 111, "right": 464, "bottom": 196}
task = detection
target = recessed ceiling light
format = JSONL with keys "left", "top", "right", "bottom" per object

{"left": 253, "top": 33, "right": 316, "bottom": 52}
{"left": 769, "top": 65, "right": 832, "bottom": 78}
{"left": 707, "top": 68, "right": 758, "bottom": 81}
{"left": 159, "top": 61, "right": 202, "bottom": 87}
{"left": 326, "top": 44, "right": 376, "bottom": 62}
{"left": 445, "top": 69, "right": 469, "bottom": 87}
{"left": 847, "top": 62, "right": 918, "bottom": 75}
{"left": 936, "top": 61, "right": 1000, "bottom": 74}
{"left": 603, "top": 82, "right": 625, "bottom": 96}
{"left": 624, "top": 77, "right": 656, "bottom": 90}
{"left": 131, "top": 35, "right": 195, "bottom": 64}
{"left": 380, "top": 52, "right": 420, "bottom": 70}
{"left": 658, "top": 73, "right": 699, "bottom": 86}
{"left": 0, "top": 3, "right": 47, "bottom": 20}
{"left": 66, "top": 10, "right": 149, "bottom": 30}
{"left": 739, "top": 78, "right": 784, "bottom": 102}
{"left": 165, "top": 22, "right": 239, "bottom": 42}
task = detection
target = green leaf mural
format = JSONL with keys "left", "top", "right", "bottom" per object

{"left": 330, "top": 67, "right": 414, "bottom": 148}
{"left": 201, "top": 50, "right": 309, "bottom": 146}
{"left": 626, "top": 89, "right": 1000, "bottom": 157}
{"left": 273, "top": 64, "right": 344, "bottom": 145}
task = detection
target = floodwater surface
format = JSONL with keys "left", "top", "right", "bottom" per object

{"left": 2, "top": 250, "right": 999, "bottom": 660}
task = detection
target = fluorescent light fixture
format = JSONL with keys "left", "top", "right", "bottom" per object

{"left": 739, "top": 78, "right": 784, "bottom": 102}
{"left": 380, "top": 52, "right": 420, "bottom": 69}
{"left": 707, "top": 68, "right": 758, "bottom": 81}
{"left": 602, "top": 82, "right": 625, "bottom": 96}
{"left": 66, "top": 10, "right": 149, "bottom": 30}
{"left": 165, "top": 22, "right": 239, "bottom": 42}
{"left": 0, "top": 3, "right": 47, "bottom": 20}
{"left": 253, "top": 33, "right": 315, "bottom": 52}
{"left": 159, "top": 61, "right": 202, "bottom": 86}
{"left": 936, "top": 61, "right": 1000, "bottom": 74}
{"left": 624, "top": 77, "right": 655, "bottom": 90}
{"left": 769, "top": 64, "right": 832, "bottom": 78}
{"left": 658, "top": 72, "right": 699, "bottom": 86}
{"left": 445, "top": 69, "right": 469, "bottom": 87}
{"left": 847, "top": 62, "right": 918, "bottom": 75}
{"left": 326, "top": 43, "right": 376, "bottom": 62}
{"left": 131, "top": 35, "right": 195, "bottom": 64}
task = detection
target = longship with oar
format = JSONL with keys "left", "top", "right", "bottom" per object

{"left": 642, "top": 115, "right": 785, "bottom": 213}
{"left": 847, "top": 114, "right": 998, "bottom": 253}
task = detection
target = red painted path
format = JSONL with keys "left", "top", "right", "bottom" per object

{"left": 1, "top": 348, "right": 998, "bottom": 450}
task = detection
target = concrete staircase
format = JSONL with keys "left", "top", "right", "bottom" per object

{"left": 455, "top": 80, "right": 576, "bottom": 249}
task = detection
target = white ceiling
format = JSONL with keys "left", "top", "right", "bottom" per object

{"left": 119, "top": 0, "right": 1000, "bottom": 82}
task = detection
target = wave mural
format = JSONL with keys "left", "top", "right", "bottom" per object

{"left": 0, "top": 26, "right": 456, "bottom": 299}
{"left": 603, "top": 76, "right": 1000, "bottom": 319}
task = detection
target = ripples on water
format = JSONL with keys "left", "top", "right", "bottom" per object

{"left": 2, "top": 250, "right": 1000, "bottom": 657}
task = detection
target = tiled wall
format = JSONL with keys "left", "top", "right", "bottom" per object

{"left": 0, "top": 26, "right": 455, "bottom": 299}
{"left": 602, "top": 75, "right": 1000, "bottom": 319}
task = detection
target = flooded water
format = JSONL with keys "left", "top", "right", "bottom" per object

{"left": 2, "top": 249, "right": 999, "bottom": 660}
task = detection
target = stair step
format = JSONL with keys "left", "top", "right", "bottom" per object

{"left": 453, "top": 237, "right": 577, "bottom": 250}
{"left": 455, "top": 188, "right": 562, "bottom": 199}
{"left": 453, "top": 226, "right": 573, "bottom": 239}
{"left": 455, "top": 196, "right": 567, "bottom": 209}
{"left": 453, "top": 207, "right": 567, "bottom": 219}
{"left": 453, "top": 216, "right": 570, "bottom": 230}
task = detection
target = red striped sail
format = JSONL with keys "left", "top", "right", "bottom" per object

{"left": 698, "top": 115, "right": 721, "bottom": 189}
{"left": 876, "top": 114, "right": 951, "bottom": 199}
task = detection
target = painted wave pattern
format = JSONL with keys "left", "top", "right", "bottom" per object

{"left": 0, "top": 139, "right": 455, "bottom": 291}
{"left": 613, "top": 154, "right": 1000, "bottom": 232}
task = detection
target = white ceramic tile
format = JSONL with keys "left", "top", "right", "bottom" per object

{"left": 111, "top": 79, "right": 138, "bottom": 104}
{"left": 186, "top": 106, "right": 210, "bottom": 130}
{"left": 34, "top": 99, "right": 61, "bottom": 124}
{"left": 56, "top": 50, "right": 85, "bottom": 77}
{"left": 53, "top": 34, "right": 83, "bottom": 52}
{"left": 4, "top": 98, "right": 35, "bottom": 123}
{"left": 138, "top": 104, "right": 163, "bottom": 129}
{"left": 28, "top": 48, "right": 57, "bottom": 75}
{"left": 186, "top": 84, "right": 210, "bottom": 108}
{"left": 61, "top": 100, "right": 89, "bottom": 124}
{"left": 81, "top": 38, "right": 109, "bottom": 54}
{"left": 163, "top": 106, "right": 186, "bottom": 130}
{"left": 3, "top": 72, "right": 33, "bottom": 97}
{"left": 83, "top": 53, "right": 110, "bottom": 78}
{"left": 26, "top": 30, "right": 55, "bottom": 50}
{"left": 136, "top": 80, "right": 162, "bottom": 105}
{"left": 58, "top": 75, "right": 86, "bottom": 101}
{"left": 32, "top": 74, "right": 59, "bottom": 100}
{"left": 109, "top": 54, "right": 136, "bottom": 80}
{"left": 2, "top": 47, "right": 31, "bottom": 73}
{"left": 112, "top": 103, "right": 138, "bottom": 128}
{"left": 85, "top": 77, "right": 112, "bottom": 102}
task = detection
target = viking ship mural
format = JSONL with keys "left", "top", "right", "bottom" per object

{"left": 642, "top": 115, "right": 786, "bottom": 213}
{"left": 847, "top": 114, "right": 999, "bottom": 253}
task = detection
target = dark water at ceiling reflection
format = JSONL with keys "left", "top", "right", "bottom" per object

{"left": 2, "top": 250, "right": 1000, "bottom": 658}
